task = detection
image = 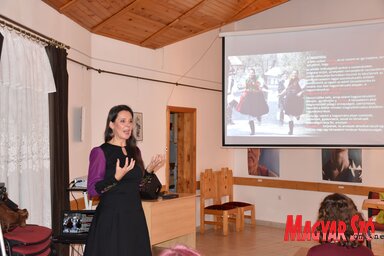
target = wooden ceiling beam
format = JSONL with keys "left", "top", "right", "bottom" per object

{"left": 59, "top": 0, "right": 80, "bottom": 13}
{"left": 224, "top": 0, "right": 264, "bottom": 23}
{"left": 140, "top": 0, "right": 210, "bottom": 45}
{"left": 91, "top": 0, "right": 143, "bottom": 33}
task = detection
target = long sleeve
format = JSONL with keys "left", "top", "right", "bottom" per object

{"left": 87, "top": 147, "right": 117, "bottom": 198}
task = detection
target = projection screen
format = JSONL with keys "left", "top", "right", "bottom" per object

{"left": 222, "top": 19, "right": 384, "bottom": 147}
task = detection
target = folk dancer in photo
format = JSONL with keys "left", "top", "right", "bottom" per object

{"left": 236, "top": 68, "right": 269, "bottom": 135}
{"left": 278, "top": 70, "right": 304, "bottom": 135}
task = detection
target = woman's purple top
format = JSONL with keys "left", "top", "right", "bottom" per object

{"left": 87, "top": 146, "right": 145, "bottom": 198}
{"left": 87, "top": 147, "right": 107, "bottom": 198}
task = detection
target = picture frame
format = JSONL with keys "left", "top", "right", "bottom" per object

{"left": 134, "top": 112, "right": 143, "bottom": 141}
{"left": 321, "top": 148, "right": 362, "bottom": 183}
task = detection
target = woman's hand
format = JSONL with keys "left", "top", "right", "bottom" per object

{"left": 115, "top": 157, "right": 136, "bottom": 181}
{"left": 146, "top": 154, "right": 165, "bottom": 173}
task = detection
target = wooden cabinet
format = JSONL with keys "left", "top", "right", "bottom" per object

{"left": 142, "top": 193, "right": 196, "bottom": 248}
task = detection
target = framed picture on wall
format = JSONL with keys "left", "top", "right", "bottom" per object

{"left": 247, "top": 148, "right": 280, "bottom": 177}
{"left": 134, "top": 112, "right": 143, "bottom": 141}
{"left": 321, "top": 148, "right": 362, "bottom": 183}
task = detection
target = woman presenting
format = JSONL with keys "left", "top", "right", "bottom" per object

{"left": 84, "top": 104, "right": 164, "bottom": 256}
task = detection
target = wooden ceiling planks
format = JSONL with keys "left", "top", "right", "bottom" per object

{"left": 128, "top": 0, "right": 190, "bottom": 25}
{"left": 139, "top": 0, "right": 211, "bottom": 47}
{"left": 229, "top": 0, "right": 289, "bottom": 22}
{"left": 41, "top": 0, "right": 289, "bottom": 49}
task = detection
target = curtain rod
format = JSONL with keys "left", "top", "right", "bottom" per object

{"left": 0, "top": 15, "right": 220, "bottom": 92}
{"left": 0, "top": 14, "right": 70, "bottom": 49}
{"left": 68, "top": 57, "right": 221, "bottom": 92}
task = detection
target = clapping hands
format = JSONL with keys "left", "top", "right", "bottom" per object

{"left": 146, "top": 154, "right": 165, "bottom": 173}
{"left": 115, "top": 157, "right": 136, "bottom": 181}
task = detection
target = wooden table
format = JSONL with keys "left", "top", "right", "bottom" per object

{"left": 362, "top": 199, "right": 384, "bottom": 210}
{"left": 142, "top": 193, "right": 196, "bottom": 248}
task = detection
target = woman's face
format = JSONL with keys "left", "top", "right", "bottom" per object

{"left": 109, "top": 110, "right": 134, "bottom": 141}
{"left": 248, "top": 148, "right": 260, "bottom": 172}
{"left": 290, "top": 70, "right": 298, "bottom": 79}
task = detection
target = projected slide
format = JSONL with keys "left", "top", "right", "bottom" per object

{"left": 223, "top": 20, "right": 384, "bottom": 147}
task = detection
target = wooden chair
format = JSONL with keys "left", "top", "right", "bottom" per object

{"left": 219, "top": 167, "right": 256, "bottom": 230}
{"left": 367, "top": 191, "right": 384, "bottom": 231}
{"left": 200, "top": 169, "right": 241, "bottom": 235}
{"left": 366, "top": 191, "right": 384, "bottom": 249}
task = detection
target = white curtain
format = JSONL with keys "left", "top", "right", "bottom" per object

{"left": 0, "top": 27, "right": 56, "bottom": 227}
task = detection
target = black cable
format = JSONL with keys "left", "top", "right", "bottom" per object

{"left": 70, "top": 244, "right": 84, "bottom": 256}
{"left": 70, "top": 190, "right": 79, "bottom": 210}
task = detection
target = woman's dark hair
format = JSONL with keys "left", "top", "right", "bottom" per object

{"left": 316, "top": 193, "right": 364, "bottom": 247}
{"left": 103, "top": 105, "right": 145, "bottom": 172}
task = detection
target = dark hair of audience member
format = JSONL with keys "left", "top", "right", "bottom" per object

{"left": 316, "top": 193, "right": 365, "bottom": 247}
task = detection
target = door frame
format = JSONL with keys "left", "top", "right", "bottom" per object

{"left": 166, "top": 106, "right": 196, "bottom": 193}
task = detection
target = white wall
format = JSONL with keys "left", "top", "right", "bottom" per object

{"left": 2, "top": 0, "right": 384, "bottom": 226}
{"left": 224, "top": 0, "right": 384, "bottom": 224}
{"left": 0, "top": 0, "right": 232, "bottom": 194}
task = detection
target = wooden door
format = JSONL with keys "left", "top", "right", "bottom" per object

{"left": 166, "top": 106, "right": 196, "bottom": 193}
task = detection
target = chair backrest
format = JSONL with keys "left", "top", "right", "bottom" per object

{"left": 200, "top": 169, "right": 220, "bottom": 205}
{"left": 217, "top": 167, "right": 234, "bottom": 203}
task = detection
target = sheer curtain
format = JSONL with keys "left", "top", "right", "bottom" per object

{"left": 0, "top": 27, "right": 56, "bottom": 227}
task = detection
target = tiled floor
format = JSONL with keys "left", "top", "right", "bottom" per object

{"left": 155, "top": 224, "right": 384, "bottom": 256}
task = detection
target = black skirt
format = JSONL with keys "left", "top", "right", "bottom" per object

{"left": 284, "top": 93, "right": 304, "bottom": 116}
{"left": 236, "top": 91, "right": 269, "bottom": 117}
{"left": 84, "top": 198, "right": 151, "bottom": 256}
